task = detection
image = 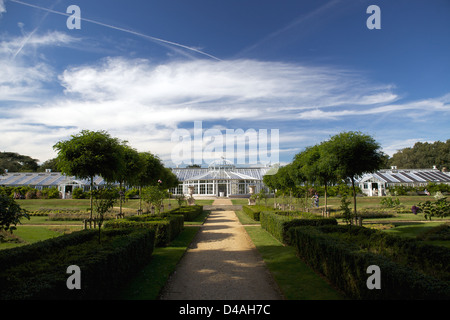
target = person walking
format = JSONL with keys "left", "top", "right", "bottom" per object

{"left": 312, "top": 192, "right": 319, "bottom": 207}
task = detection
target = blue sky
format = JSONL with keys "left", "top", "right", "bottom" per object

{"left": 1, "top": 0, "right": 449, "bottom": 167}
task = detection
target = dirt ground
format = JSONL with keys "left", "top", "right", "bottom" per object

{"left": 159, "top": 199, "right": 284, "bottom": 300}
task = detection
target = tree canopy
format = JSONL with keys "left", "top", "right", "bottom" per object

{"left": 319, "top": 131, "right": 384, "bottom": 217}
{"left": 53, "top": 130, "right": 125, "bottom": 183}
{"left": 388, "top": 139, "right": 450, "bottom": 170}
{"left": 266, "top": 131, "right": 384, "bottom": 219}
{"left": 0, "top": 152, "right": 39, "bottom": 172}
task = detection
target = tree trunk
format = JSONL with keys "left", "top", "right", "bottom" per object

{"left": 90, "top": 175, "right": 94, "bottom": 220}
{"left": 139, "top": 186, "right": 142, "bottom": 211}
{"left": 119, "top": 181, "right": 123, "bottom": 217}
{"left": 351, "top": 177, "right": 357, "bottom": 219}
{"left": 324, "top": 184, "right": 328, "bottom": 217}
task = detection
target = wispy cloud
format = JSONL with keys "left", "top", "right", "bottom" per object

{"left": 0, "top": 0, "right": 6, "bottom": 17}
{"left": 10, "top": 0, "right": 221, "bottom": 61}
{"left": 0, "top": 31, "right": 79, "bottom": 101}
{"left": 0, "top": 30, "right": 79, "bottom": 58}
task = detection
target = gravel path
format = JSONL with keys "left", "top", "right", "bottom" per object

{"left": 160, "top": 199, "right": 284, "bottom": 300}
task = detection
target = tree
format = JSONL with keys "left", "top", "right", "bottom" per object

{"left": 262, "top": 164, "right": 296, "bottom": 208}
{"left": 115, "top": 144, "right": 144, "bottom": 217}
{"left": 0, "top": 195, "right": 29, "bottom": 234}
{"left": 141, "top": 185, "right": 168, "bottom": 215}
{"left": 160, "top": 167, "right": 180, "bottom": 190}
{"left": 0, "top": 152, "right": 39, "bottom": 172}
{"left": 294, "top": 143, "right": 339, "bottom": 215}
{"left": 37, "top": 158, "right": 59, "bottom": 172}
{"left": 135, "top": 152, "right": 165, "bottom": 212}
{"left": 389, "top": 139, "right": 450, "bottom": 169}
{"left": 92, "top": 184, "right": 119, "bottom": 242}
{"left": 53, "top": 130, "right": 125, "bottom": 220}
{"left": 322, "top": 131, "right": 384, "bottom": 219}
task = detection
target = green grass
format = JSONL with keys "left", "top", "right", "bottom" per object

{"left": 16, "top": 198, "right": 91, "bottom": 211}
{"left": 383, "top": 222, "right": 443, "bottom": 237}
{"left": 234, "top": 209, "right": 260, "bottom": 225}
{"left": 0, "top": 225, "right": 83, "bottom": 250}
{"left": 117, "top": 226, "right": 200, "bottom": 300}
{"left": 244, "top": 225, "right": 344, "bottom": 300}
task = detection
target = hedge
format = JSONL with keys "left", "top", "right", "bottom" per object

{"left": 260, "top": 211, "right": 337, "bottom": 245}
{"left": 169, "top": 205, "right": 203, "bottom": 221}
{"left": 288, "top": 225, "right": 450, "bottom": 300}
{"left": 104, "top": 214, "right": 184, "bottom": 247}
{"left": 315, "top": 225, "right": 450, "bottom": 283}
{"left": 0, "top": 228, "right": 155, "bottom": 300}
{"left": 242, "top": 205, "right": 276, "bottom": 221}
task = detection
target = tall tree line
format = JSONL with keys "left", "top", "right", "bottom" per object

{"left": 388, "top": 140, "right": 450, "bottom": 170}
{"left": 52, "top": 130, "right": 179, "bottom": 219}
{"left": 264, "top": 131, "right": 385, "bottom": 220}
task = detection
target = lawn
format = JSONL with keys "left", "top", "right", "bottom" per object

{"left": 232, "top": 195, "right": 438, "bottom": 211}
{"left": 244, "top": 225, "right": 344, "bottom": 300}
{"left": 117, "top": 226, "right": 201, "bottom": 300}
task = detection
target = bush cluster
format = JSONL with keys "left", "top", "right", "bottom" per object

{"left": 0, "top": 186, "right": 60, "bottom": 199}
{"left": 0, "top": 228, "right": 155, "bottom": 300}
{"left": 104, "top": 213, "right": 184, "bottom": 247}
{"left": 242, "top": 205, "right": 276, "bottom": 221}
{"left": 169, "top": 205, "right": 203, "bottom": 221}
{"left": 288, "top": 225, "right": 450, "bottom": 299}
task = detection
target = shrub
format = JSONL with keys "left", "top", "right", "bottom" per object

{"left": 72, "top": 188, "right": 86, "bottom": 199}
{"left": 124, "top": 188, "right": 139, "bottom": 199}
{"left": 169, "top": 205, "right": 203, "bottom": 221}
{"left": 104, "top": 214, "right": 184, "bottom": 247}
{"left": 242, "top": 205, "right": 276, "bottom": 221}
{"left": 416, "top": 223, "right": 450, "bottom": 241}
{"left": 260, "top": 211, "right": 337, "bottom": 245}
{"left": 0, "top": 228, "right": 155, "bottom": 300}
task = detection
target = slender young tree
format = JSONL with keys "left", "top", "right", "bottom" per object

{"left": 294, "top": 144, "right": 339, "bottom": 215}
{"left": 53, "top": 130, "right": 125, "bottom": 220}
{"left": 322, "top": 131, "right": 384, "bottom": 219}
{"left": 135, "top": 152, "right": 165, "bottom": 212}
{"left": 115, "top": 144, "right": 144, "bottom": 217}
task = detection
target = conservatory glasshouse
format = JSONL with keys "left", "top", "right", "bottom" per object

{"left": 0, "top": 171, "right": 107, "bottom": 199}
{"left": 169, "top": 159, "right": 272, "bottom": 198}
{"left": 0, "top": 159, "right": 273, "bottom": 199}
{"left": 357, "top": 166, "right": 450, "bottom": 196}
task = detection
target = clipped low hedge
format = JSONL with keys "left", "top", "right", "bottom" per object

{"left": 104, "top": 214, "right": 184, "bottom": 247}
{"left": 242, "top": 205, "right": 276, "bottom": 221}
{"left": 169, "top": 205, "right": 203, "bottom": 221}
{"left": 288, "top": 225, "right": 450, "bottom": 300}
{"left": 0, "top": 228, "right": 155, "bottom": 300}
{"left": 260, "top": 211, "right": 337, "bottom": 245}
{"left": 316, "top": 225, "right": 450, "bottom": 283}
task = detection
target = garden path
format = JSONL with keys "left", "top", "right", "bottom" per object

{"left": 159, "top": 199, "right": 283, "bottom": 300}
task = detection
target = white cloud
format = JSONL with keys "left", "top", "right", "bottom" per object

{"left": 1, "top": 56, "right": 449, "bottom": 163}
{"left": 0, "top": 31, "right": 80, "bottom": 101}
{"left": 0, "top": 0, "right": 6, "bottom": 16}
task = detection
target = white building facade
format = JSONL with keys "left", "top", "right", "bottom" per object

{"left": 170, "top": 159, "right": 272, "bottom": 198}
{"left": 357, "top": 167, "right": 450, "bottom": 196}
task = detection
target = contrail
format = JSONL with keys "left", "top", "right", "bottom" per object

{"left": 12, "top": 0, "right": 56, "bottom": 59}
{"left": 9, "top": 0, "right": 222, "bottom": 61}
